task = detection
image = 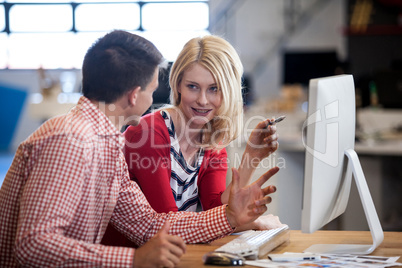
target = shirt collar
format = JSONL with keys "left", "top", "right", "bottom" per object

{"left": 76, "top": 96, "right": 124, "bottom": 146}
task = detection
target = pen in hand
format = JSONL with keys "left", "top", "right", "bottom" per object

{"left": 265, "top": 115, "right": 286, "bottom": 128}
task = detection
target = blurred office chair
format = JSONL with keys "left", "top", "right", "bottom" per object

{"left": 0, "top": 83, "right": 27, "bottom": 151}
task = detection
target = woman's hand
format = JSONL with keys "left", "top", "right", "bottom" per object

{"left": 225, "top": 167, "right": 279, "bottom": 228}
{"left": 235, "top": 214, "right": 286, "bottom": 232}
{"left": 244, "top": 118, "right": 279, "bottom": 165}
{"left": 225, "top": 118, "right": 278, "bottom": 193}
{"left": 250, "top": 214, "right": 286, "bottom": 230}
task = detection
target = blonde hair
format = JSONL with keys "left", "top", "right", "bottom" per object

{"left": 169, "top": 35, "right": 244, "bottom": 150}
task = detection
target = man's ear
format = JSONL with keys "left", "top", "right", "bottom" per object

{"left": 128, "top": 86, "right": 141, "bottom": 106}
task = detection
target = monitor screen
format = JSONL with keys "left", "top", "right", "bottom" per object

{"left": 301, "top": 74, "right": 383, "bottom": 254}
{"left": 282, "top": 50, "right": 339, "bottom": 87}
{"left": 374, "top": 70, "right": 402, "bottom": 109}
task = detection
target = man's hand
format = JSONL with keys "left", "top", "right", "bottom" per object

{"left": 225, "top": 167, "right": 279, "bottom": 228}
{"left": 133, "top": 221, "right": 186, "bottom": 268}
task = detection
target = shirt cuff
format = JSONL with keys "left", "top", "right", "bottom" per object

{"left": 207, "top": 205, "right": 235, "bottom": 240}
{"left": 102, "top": 246, "right": 134, "bottom": 268}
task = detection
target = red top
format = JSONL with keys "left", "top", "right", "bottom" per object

{"left": 124, "top": 111, "right": 228, "bottom": 213}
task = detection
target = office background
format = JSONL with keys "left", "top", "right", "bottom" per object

{"left": 1, "top": 0, "right": 401, "bottom": 231}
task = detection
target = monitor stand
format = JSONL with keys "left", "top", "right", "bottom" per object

{"left": 303, "top": 149, "right": 384, "bottom": 255}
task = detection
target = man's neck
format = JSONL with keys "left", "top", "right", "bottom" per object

{"left": 90, "top": 99, "right": 125, "bottom": 131}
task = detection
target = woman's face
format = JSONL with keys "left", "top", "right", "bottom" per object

{"left": 178, "top": 63, "right": 223, "bottom": 129}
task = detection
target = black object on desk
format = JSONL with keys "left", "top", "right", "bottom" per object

{"left": 203, "top": 251, "right": 245, "bottom": 266}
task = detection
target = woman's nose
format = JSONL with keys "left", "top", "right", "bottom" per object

{"left": 196, "top": 91, "right": 208, "bottom": 106}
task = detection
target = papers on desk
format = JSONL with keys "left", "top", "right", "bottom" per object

{"left": 246, "top": 253, "right": 401, "bottom": 268}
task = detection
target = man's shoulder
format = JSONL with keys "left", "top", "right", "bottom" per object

{"left": 27, "top": 110, "right": 96, "bottom": 145}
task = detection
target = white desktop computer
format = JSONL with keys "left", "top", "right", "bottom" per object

{"left": 301, "top": 74, "right": 384, "bottom": 254}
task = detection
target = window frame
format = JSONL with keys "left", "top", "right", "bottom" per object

{"left": 0, "top": 1, "right": 209, "bottom": 69}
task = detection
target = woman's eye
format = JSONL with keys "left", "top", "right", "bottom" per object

{"left": 209, "top": 86, "right": 218, "bottom": 92}
{"left": 187, "top": 84, "right": 197, "bottom": 90}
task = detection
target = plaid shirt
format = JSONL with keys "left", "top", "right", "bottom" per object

{"left": 0, "top": 96, "right": 233, "bottom": 267}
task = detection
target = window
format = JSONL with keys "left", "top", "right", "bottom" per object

{"left": 75, "top": 3, "right": 140, "bottom": 31}
{"left": 1, "top": 0, "right": 209, "bottom": 69}
{"left": 142, "top": 3, "right": 208, "bottom": 31}
{"left": 9, "top": 4, "right": 72, "bottom": 32}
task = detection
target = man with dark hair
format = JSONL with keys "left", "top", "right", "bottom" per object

{"left": 0, "top": 30, "right": 279, "bottom": 267}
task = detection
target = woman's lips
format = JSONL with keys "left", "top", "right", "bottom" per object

{"left": 192, "top": 107, "right": 212, "bottom": 115}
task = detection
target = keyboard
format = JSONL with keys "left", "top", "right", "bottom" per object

{"left": 214, "top": 225, "right": 290, "bottom": 260}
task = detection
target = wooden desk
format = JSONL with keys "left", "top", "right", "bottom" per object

{"left": 178, "top": 230, "right": 402, "bottom": 267}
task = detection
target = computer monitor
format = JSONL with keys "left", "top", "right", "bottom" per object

{"left": 301, "top": 74, "right": 384, "bottom": 254}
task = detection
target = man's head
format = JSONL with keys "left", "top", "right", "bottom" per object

{"left": 81, "top": 30, "right": 164, "bottom": 104}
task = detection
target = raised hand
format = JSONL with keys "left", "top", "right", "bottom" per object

{"left": 132, "top": 221, "right": 186, "bottom": 268}
{"left": 230, "top": 118, "right": 279, "bottom": 194}
{"left": 244, "top": 118, "right": 279, "bottom": 164}
{"left": 225, "top": 167, "right": 279, "bottom": 228}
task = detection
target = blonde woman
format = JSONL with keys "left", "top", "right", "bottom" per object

{"left": 102, "top": 35, "right": 283, "bottom": 247}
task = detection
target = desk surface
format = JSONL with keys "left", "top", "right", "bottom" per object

{"left": 179, "top": 230, "right": 402, "bottom": 267}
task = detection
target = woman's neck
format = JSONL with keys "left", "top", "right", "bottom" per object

{"left": 167, "top": 107, "right": 202, "bottom": 145}
{"left": 166, "top": 107, "right": 202, "bottom": 163}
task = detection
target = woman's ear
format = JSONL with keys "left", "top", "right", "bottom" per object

{"left": 128, "top": 86, "right": 141, "bottom": 106}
